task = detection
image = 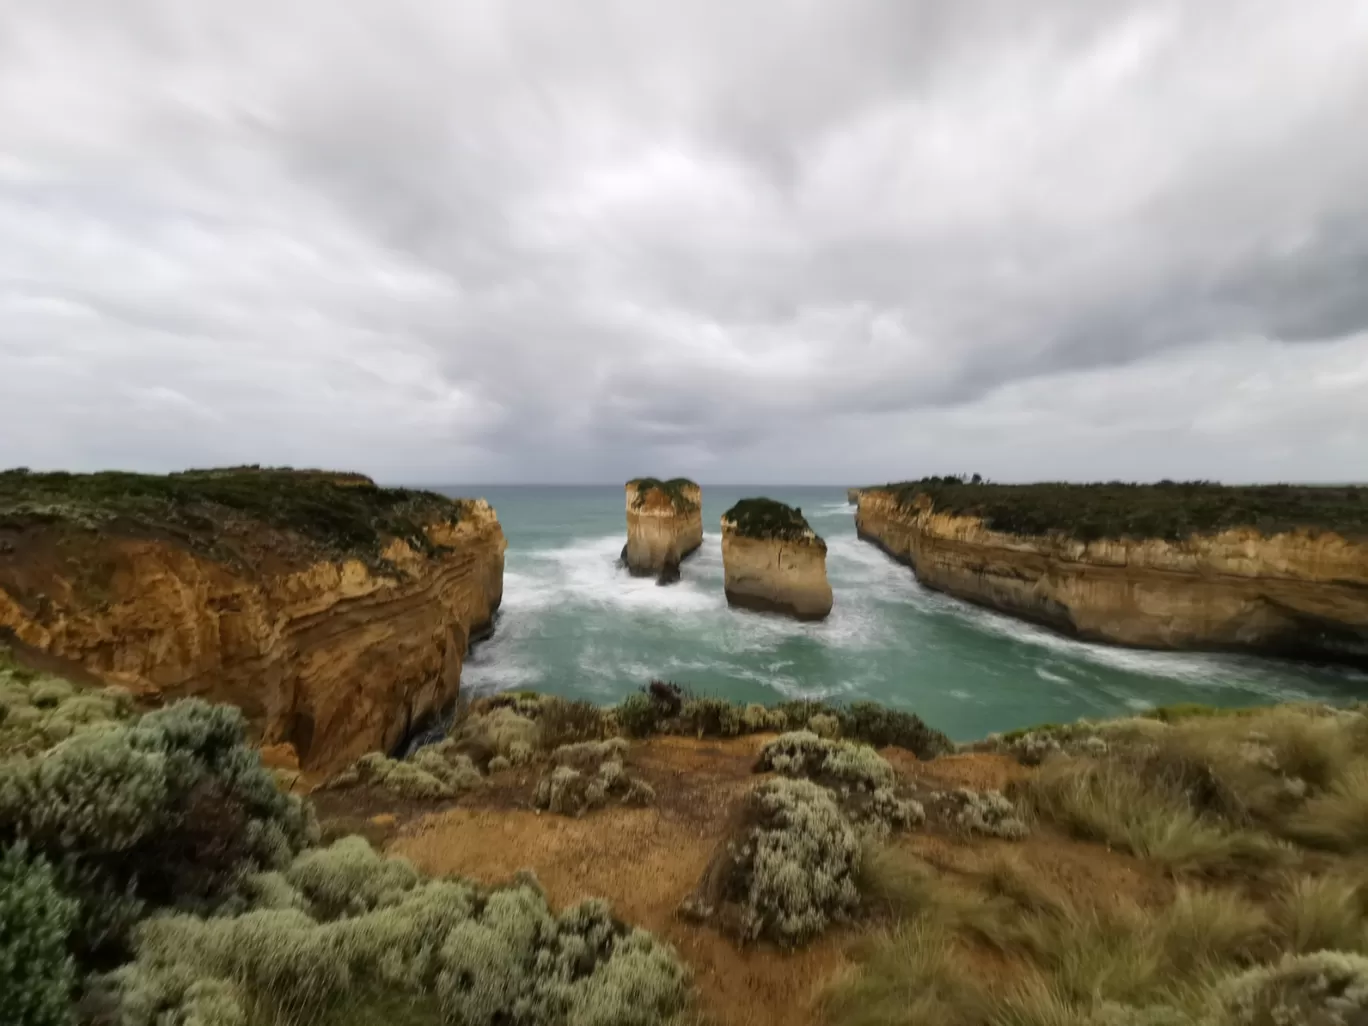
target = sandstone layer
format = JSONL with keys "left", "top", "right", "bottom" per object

{"left": 856, "top": 488, "right": 1368, "bottom": 664}
{"left": 721, "top": 500, "right": 832, "bottom": 621}
{"left": 0, "top": 471, "right": 506, "bottom": 773}
{"left": 622, "top": 479, "right": 704, "bottom": 584}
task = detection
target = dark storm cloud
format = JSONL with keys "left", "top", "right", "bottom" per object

{"left": 1, "top": 0, "right": 1366, "bottom": 483}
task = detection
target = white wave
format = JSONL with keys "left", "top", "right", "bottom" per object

{"left": 505, "top": 534, "right": 721, "bottom": 617}
{"left": 808, "top": 502, "right": 858, "bottom": 518}
{"left": 1034, "top": 667, "right": 1071, "bottom": 685}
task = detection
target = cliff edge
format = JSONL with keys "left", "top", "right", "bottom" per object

{"left": 622, "top": 478, "right": 703, "bottom": 584}
{"left": 0, "top": 467, "right": 506, "bottom": 772}
{"left": 721, "top": 498, "right": 833, "bottom": 621}
{"left": 856, "top": 479, "right": 1368, "bottom": 664}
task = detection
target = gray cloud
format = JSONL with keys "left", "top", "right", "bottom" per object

{"left": 2, "top": 0, "right": 1367, "bottom": 484}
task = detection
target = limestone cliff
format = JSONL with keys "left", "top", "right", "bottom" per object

{"left": 856, "top": 486, "right": 1368, "bottom": 665}
{"left": 0, "top": 468, "right": 506, "bottom": 773}
{"left": 847, "top": 488, "right": 865, "bottom": 505}
{"left": 622, "top": 479, "right": 703, "bottom": 584}
{"left": 721, "top": 499, "right": 832, "bottom": 621}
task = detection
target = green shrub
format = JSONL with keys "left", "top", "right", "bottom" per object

{"left": 0, "top": 663, "right": 134, "bottom": 758}
{"left": 0, "top": 699, "right": 315, "bottom": 964}
{"left": 871, "top": 479, "right": 1368, "bottom": 543}
{"left": 327, "top": 746, "right": 483, "bottom": 801}
{"left": 615, "top": 694, "right": 661, "bottom": 739}
{"left": 627, "top": 478, "right": 699, "bottom": 514}
{"left": 534, "top": 741, "right": 653, "bottom": 817}
{"left": 537, "top": 697, "right": 607, "bottom": 749}
{"left": 742, "top": 704, "right": 787, "bottom": 733}
{"left": 0, "top": 844, "right": 76, "bottom": 1026}
{"left": 837, "top": 702, "right": 954, "bottom": 759}
{"left": 756, "top": 731, "right": 895, "bottom": 792}
{"left": 807, "top": 712, "right": 840, "bottom": 738}
{"left": 933, "top": 788, "right": 1029, "bottom": 840}
{"left": 0, "top": 467, "right": 469, "bottom": 565}
{"left": 684, "top": 779, "right": 861, "bottom": 947}
{"left": 116, "top": 839, "right": 690, "bottom": 1026}
{"left": 678, "top": 697, "right": 743, "bottom": 738}
{"left": 1220, "top": 951, "right": 1368, "bottom": 1025}
{"left": 722, "top": 498, "right": 821, "bottom": 545}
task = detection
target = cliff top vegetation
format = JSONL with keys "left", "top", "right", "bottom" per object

{"left": 722, "top": 497, "right": 822, "bottom": 545}
{"left": 628, "top": 477, "right": 700, "bottom": 513}
{"left": 0, "top": 466, "right": 471, "bottom": 564}
{"left": 11, "top": 637, "right": 1368, "bottom": 1026}
{"left": 869, "top": 477, "right": 1368, "bottom": 542}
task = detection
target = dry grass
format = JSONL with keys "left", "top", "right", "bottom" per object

{"left": 1016, "top": 755, "right": 1289, "bottom": 875}
{"left": 829, "top": 705, "right": 1368, "bottom": 1026}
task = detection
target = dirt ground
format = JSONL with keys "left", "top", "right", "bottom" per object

{"left": 313, "top": 734, "right": 1166, "bottom": 1026}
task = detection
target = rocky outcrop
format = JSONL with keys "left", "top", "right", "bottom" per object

{"left": 622, "top": 479, "right": 703, "bottom": 584}
{"left": 0, "top": 469, "right": 506, "bottom": 773}
{"left": 856, "top": 488, "right": 1368, "bottom": 665}
{"left": 721, "top": 499, "right": 833, "bottom": 621}
{"left": 847, "top": 488, "right": 865, "bottom": 505}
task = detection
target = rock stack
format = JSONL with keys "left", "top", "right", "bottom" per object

{"left": 621, "top": 478, "right": 704, "bottom": 585}
{"left": 720, "top": 498, "right": 833, "bottom": 621}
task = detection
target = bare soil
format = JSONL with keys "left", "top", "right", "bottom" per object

{"left": 314, "top": 734, "right": 1167, "bottom": 1026}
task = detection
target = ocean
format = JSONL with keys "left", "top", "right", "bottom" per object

{"left": 436, "top": 484, "right": 1366, "bottom": 741}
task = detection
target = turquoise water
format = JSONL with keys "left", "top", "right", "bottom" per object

{"left": 438, "top": 485, "right": 1366, "bottom": 741}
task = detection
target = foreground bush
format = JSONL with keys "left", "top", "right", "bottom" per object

{"left": 0, "top": 699, "right": 316, "bottom": 964}
{"left": 683, "top": 778, "right": 861, "bottom": 947}
{"left": 327, "top": 742, "right": 483, "bottom": 800}
{"left": 1221, "top": 950, "right": 1368, "bottom": 1025}
{"left": 115, "top": 837, "right": 691, "bottom": 1026}
{"left": 533, "top": 739, "right": 654, "bottom": 816}
{"left": 0, "top": 659, "right": 134, "bottom": 758}
{"left": 612, "top": 687, "right": 952, "bottom": 758}
{"left": 0, "top": 843, "right": 76, "bottom": 1026}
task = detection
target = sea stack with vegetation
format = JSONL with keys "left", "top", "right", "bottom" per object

{"left": 0, "top": 466, "right": 507, "bottom": 773}
{"left": 621, "top": 477, "right": 703, "bottom": 584}
{"left": 856, "top": 477, "right": 1368, "bottom": 665}
{"left": 721, "top": 498, "right": 833, "bottom": 621}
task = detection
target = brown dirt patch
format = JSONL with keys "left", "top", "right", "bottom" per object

{"left": 330, "top": 734, "right": 1155, "bottom": 1026}
{"left": 389, "top": 733, "right": 855, "bottom": 1026}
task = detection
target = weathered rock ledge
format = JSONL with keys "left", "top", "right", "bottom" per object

{"left": 622, "top": 478, "right": 703, "bottom": 585}
{"left": 721, "top": 499, "right": 833, "bottom": 621}
{"left": 0, "top": 468, "right": 507, "bottom": 773}
{"left": 855, "top": 486, "right": 1368, "bottom": 665}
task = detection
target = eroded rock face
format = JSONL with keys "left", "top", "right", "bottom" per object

{"left": 0, "top": 499, "right": 506, "bottom": 773}
{"left": 721, "top": 501, "right": 833, "bottom": 621}
{"left": 623, "top": 479, "right": 703, "bottom": 584}
{"left": 856, "top": 489, "right": 1368, "bottom": 664}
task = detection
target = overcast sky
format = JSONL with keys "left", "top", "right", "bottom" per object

{"left": 2, "top": 1, "right": 1366, "bottom": 485}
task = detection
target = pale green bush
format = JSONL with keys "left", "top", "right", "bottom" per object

{"left": 740, "top": 779, "right": 862, "bottom": 945}
{"left": 0, "top": 698, "right": 315, "bottom": 965}
{"left": 808, "top": 713, "right": 840, "bottom": 739}
{"left": 534, "top": 742, "right": 654, "bottom": 817}
{"left": 756, "top": 731, "right": 895, "bottom": 792}
{"left": 678, "top": 697, "right": 743, "bottom": 737}
{"left": 0, "top": 843, "right": 76, "bottom": 1026}
{"left": 0, "top": 666, "right": 133, "bottom": 756}
{"left": 936, "top": 787, "right": 1029, "bottom": 840}
{"left": 116, "top": 838, "right": 690, "bottom": 1026}
{"left": 684, "top": 778, "right": 861, "bottom": 947}
{"left": 327, "top": 744, "right": 482, "bottom": 800}
{"left": 551, "top": 738, "right": 630, "bottom": 769}
{"left": 1220, "top": 950, "right": 1368, "bottom": 1025}
{"left": 284, "top": 836, "right": 420, "bottom": 918}
{"left": 456, "top": 706, "right": 541, "bottom": 762}
{"left": 742, "top": 703, "right": 787, "bottom": 733}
